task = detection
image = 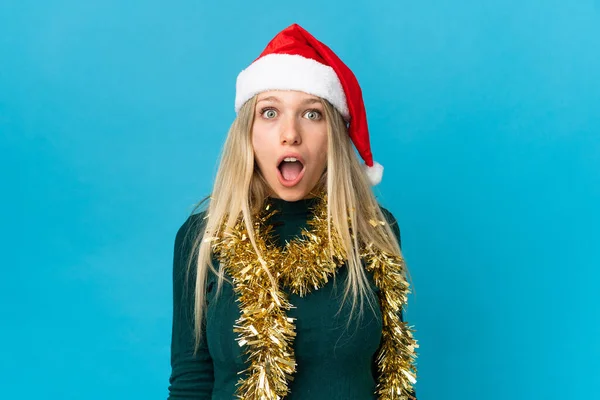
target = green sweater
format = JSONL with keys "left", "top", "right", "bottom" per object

{"left": 167, "top": 197, "right": 416, "bottom": 399}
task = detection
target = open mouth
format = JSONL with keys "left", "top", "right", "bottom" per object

{"left": 277, "top": 157, "right": 306, "bottom": 187}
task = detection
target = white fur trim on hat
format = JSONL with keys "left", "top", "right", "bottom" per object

{"left": 363, "top": 160, "right": 383, "bottom": 186}
{"left": 235, "top": 53, "right": 349, "bottom": 119}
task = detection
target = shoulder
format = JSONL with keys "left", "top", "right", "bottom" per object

{"left": 173, "top": 210, "right": 209, "bottom": 270}
{"left": 377, "top": 205, "right": 402, "bottom": 250}
{"left": 378, "top": 205, "right": 398, "bottom": 225}
{"left": 378, "top": 205, "right": 400, "bottom": 232}
{"left": 172, "top": 210, "right": 211, "bottom": 286}
{"left": 175, "top": 211, "right": 208, "bottom": 247}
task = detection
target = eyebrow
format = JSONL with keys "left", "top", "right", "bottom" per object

{"left": 256, "top": 96, "right": 322, "bottom": 105}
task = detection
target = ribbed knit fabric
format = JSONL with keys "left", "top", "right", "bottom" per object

{"left": 167, "top": 197, "right": 414, "bottom": 399}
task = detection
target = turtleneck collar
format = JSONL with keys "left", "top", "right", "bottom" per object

{"left": 267, "top": 196, "right": 321, "bottom": 216}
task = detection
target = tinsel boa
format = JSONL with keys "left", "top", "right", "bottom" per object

{"left": 211, "top": 194, "right": 418, "bottom": 399}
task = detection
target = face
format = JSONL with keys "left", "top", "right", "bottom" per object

{"left": 252, "top": 90, "right": 328, "bottom": 201}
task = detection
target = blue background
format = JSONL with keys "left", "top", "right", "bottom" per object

{"left": 2, "top": 1, "right": 599, "bottom": 399}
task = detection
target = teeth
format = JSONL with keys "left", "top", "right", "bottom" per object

{"left": 283, "top": 157, "right": 298, "bottom": 162}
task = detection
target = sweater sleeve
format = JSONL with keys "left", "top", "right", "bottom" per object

{"left": 168, "top": 213, "right": 214, "bottom": 399}
{"left": 373, "top": 207, "right": 417, "bottom": 399}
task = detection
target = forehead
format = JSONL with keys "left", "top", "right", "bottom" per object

{"left": 256, "top": 90, "right": 322, "bottom": 104}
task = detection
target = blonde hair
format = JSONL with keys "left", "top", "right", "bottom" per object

{"left": 185, "top": 94, "right": 405, "bottom": 353}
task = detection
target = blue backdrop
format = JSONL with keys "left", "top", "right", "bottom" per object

{"left": 1, "top": 1, "right": 599, "bottom": 399}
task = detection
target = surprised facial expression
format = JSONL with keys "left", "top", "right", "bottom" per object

{"left": 251, "top": 90, "right": 328, "bottom": 201}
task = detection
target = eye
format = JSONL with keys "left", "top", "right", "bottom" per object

{"left": 260, "top": 108, "right": 278, "bottom": 119}
{"left": 304, "top": 109, "right": 322, "bottom": 121}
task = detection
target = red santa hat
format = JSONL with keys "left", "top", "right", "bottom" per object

{"left": 234, "top": 23, "right": 384, "bottom": 186}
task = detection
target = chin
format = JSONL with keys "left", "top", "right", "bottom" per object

{"left": 268, "top": 180, "right": 319, "bottom": 201}
{"left": 271, "top": 189, "right": 310, "bottom": 202}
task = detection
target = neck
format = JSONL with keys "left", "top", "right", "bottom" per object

{"left": 267, "top": 196, "right": 321, "bottom": 217}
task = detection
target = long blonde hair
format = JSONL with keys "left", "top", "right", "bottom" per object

{"left": 185, "top": 94, "right": 405, "bottom": 352}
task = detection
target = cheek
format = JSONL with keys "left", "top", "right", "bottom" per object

{"left": 251, "top": 127, "right": 273, "bottom": 168}
{"left": 313, "top": 130, "right": 328, "bottom": 167}
{"left": 251, "top": 134, "right": 260, "bottom": 156}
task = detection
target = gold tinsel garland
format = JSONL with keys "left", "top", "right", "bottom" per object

{"left": 211, "top": 193, "right": 418, "bottom": 399}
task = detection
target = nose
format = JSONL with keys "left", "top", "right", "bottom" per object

{"left": 280, "top": 116, "right": 301, "bottom": 145}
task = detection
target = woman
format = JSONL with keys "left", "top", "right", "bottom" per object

{"left": 168, "top": 23, "right": 418, "bottom": 399}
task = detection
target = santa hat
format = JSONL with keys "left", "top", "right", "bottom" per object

{"left": 234, "top": 23, "right": 384, "bottom": 186}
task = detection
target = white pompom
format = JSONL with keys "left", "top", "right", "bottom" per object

{"left": 363, "top": 161, "right": 383, "bottom": 186}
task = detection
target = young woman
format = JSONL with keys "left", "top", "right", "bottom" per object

{"left": 168, "top": 23, "right": 418, "bottom": 400}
